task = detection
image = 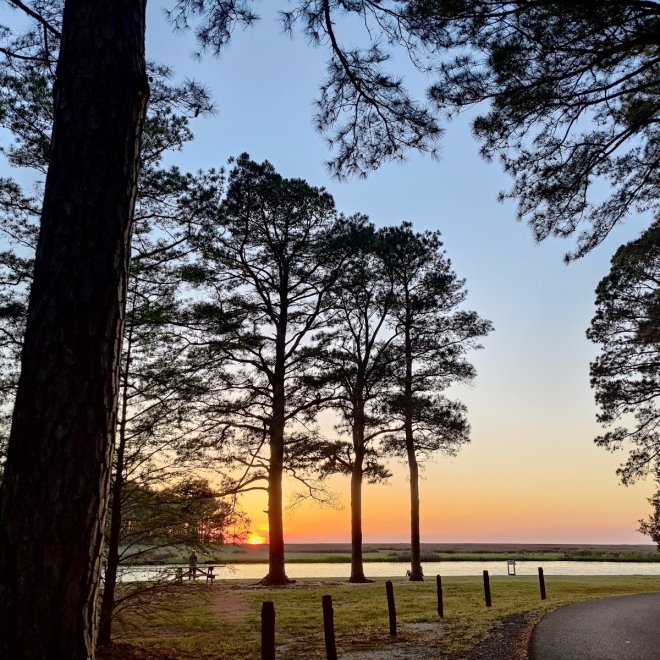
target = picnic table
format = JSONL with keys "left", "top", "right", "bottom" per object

{"left": 175, "top": 565, "right": 216, "bottom": 585}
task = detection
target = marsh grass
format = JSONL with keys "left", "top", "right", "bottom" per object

{"left": 124, "top": 542, "right": 660, "bottom": 565}
{"left": 108, "top": 575, "right": 660, "bottom": 659}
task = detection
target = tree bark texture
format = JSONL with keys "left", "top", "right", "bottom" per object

{"left": 0, "top": 2, "right": 148, "bottom": 658}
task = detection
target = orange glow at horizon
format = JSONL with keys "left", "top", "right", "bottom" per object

{"left": 247, "top": 532, "right": 266, "bottom": 545}
{"left": 237, "top": 436, "right": 655, "bottom": 546}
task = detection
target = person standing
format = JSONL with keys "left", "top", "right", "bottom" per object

{"left": 188, "top": 551, "right": 198, "bottom": 579}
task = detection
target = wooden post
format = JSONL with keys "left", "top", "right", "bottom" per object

{"left": 436, "top": 575, "right": 444, "bottom": 618}
{"left": 385, "top": 580, "right": 397, "bottom": 636}
{"left": 261, "top": 601, "right": 275, "bottom": 660}
{"left": 483, "top": 570, "right": 492, "bottom": 607}
{"left": 322, "top": 595, "right": 338, "bottom": 660}
{"left": 538, "top": 567, "right": 546, "bottom": 600}
{"left": 175, "top": 567, "right": 183, "bottom": 585}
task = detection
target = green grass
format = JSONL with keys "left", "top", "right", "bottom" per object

{"left": 109, "top": 575, "right": 660, "bottom": 659}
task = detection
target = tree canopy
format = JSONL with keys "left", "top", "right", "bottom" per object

{"left": 424, "top": 0, "right": 660, "bottom": 258}
{"left": 588, "top": 219, "right": 660, "bottom": 484}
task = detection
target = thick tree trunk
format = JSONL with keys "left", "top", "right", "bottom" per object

{"left": 349, "top": 448, "right": 368, "bottom": 582}
{"left": 0, "top": 2, "right": 148, "bottom": 658}
{"left": 263, "top": 429, "right": 289, "bottom": 585}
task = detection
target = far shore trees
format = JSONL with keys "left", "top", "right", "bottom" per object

{"left": 382, "top": 224, "right": 492, "bottom": 580}
{"left": 191, "top": 155, "right": 348, "bottom": 585}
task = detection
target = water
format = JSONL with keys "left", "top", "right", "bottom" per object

{"left": 119, "top": 560, "right": 660, "bottom": 582}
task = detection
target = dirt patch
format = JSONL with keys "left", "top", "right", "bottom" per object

{"left": 458, "top": 612, "right": 536, "bottom": 660}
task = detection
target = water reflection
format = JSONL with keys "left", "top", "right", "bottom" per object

{"left": 119, "top": 560, "right": 660, "bottom": 582}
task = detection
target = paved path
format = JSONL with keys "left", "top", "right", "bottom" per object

{"left": 532, "top": 593, "right": 660, "bottom": 660}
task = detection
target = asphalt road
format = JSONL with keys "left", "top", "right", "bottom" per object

{"left": 531, "top": 592, "right": 660, "bottom": 660}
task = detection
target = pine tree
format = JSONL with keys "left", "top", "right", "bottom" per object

{"left": 190, "top": 155, "right": 347, "bottom": 584}
{"left": 381, "top": 223, "right": 491, "bottom": 580}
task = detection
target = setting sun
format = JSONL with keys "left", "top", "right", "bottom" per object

{"left": 246, "top": 532, "right": 265, "bottom": 545}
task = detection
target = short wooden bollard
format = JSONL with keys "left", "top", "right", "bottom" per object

{"left": 385, "top": 580, "right": 397, "bottom": 636}
{"left": 436, "top": 575, "right": 444, "bottom": 618}
{"left": 261, "top": 601, "right": 275, "bottom": 660}
{"left": 322, "top": 595, "right": 338, "bottom": 660}
{"left": 538, "top": 567, "right": 546, "bottom": 600}
{"left": 483, "top": 570, "right": 492, "bottom": 607}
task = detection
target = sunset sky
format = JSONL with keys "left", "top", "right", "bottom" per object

{"left": 3, "top": 4, "right": 655, "bottom": 545}
{"left": 145, "top": 4, "right": 657, "bottom": 545}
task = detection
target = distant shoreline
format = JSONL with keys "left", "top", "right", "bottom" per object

{"left": 122, "top": 542, "right": 660, "bottom": 565}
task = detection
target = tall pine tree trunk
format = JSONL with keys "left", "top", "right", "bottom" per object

{"left": 262, "top": 317, "right": 290, "bottom": 585}
{"left": 98, "top": 312, "right": 134, "bottom": 647}
{"left": 349, "top": 399, "right": 369, "bottom": 583}
{"left": 349, "top": 448, "right": 367, "bottom": 582}
{"left": 264, "top": 422, "right": 288, "bottom": 585}
{"left": 405, "top": 423, "right": 423, "bottom": 581}
{"left": 404, "top": 307, "right": 423, "bottom": 581}
{"left": 0, "top": 2, "right": 148, "bottom": 657}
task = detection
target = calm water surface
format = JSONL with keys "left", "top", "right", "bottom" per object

{"left": 119, "top": 560, "right": 660, "bottom": 582}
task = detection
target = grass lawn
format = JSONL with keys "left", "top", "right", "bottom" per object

{"left": 105, "top": 575, "right": 660, "bottom": 659}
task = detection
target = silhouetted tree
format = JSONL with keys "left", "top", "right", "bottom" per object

{"left": 105, "top": 477, "right": 244, "bottom": 632}
{"left": 191, "top": 155, "right": 347, "bottom": 585}
{"left": 424, "top": 0, "right": 660, "bottom": 259}
{"left": 588, "top": 220, "right": 660, "bottom": 484}
{"left": 313, "top": 219, "right": 398, "bottom": 582}
{"left": 0, "top": 51, "right": 216, "bottom": 649}
{"left": 98, "top": 210, "right": 216, "bottom": 647}
{"left": 0, "top": 4, "right": 149, "bottom": 655}
{"left": 381, "top": 223, "right": 492, "bottom": 580}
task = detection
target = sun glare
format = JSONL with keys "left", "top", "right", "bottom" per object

{"left": 247, "top": 532, "right": 265, "bottom": 545}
